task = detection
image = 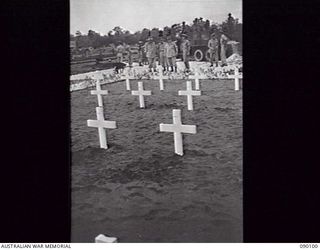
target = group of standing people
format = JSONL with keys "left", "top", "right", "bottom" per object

{"left": 140, "top": 34, "right": 190, "bottom": 73}
{"left": 208, "top": 32, "right": 229, "bottom": 67}
{"left": 114, "top": 34, "right": 190, "bottom": 73}
{"left": 115, "top": 42, "right": 133, "bottom": 67}
{"left": 114, "top": 31, "right": 230, "bottom": 71}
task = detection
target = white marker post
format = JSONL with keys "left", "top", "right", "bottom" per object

{"left": 131, "top": 81, "right": 152, "bottom": 108}
{"left": 87, "top": 107, "right": 117, "bottom": 149}
{"left": 228, "top": 66, "right": 243, "bottom": 91}
{"left": 126, "top": 78, "right": 131, "bottom": 91}
{"left": 178, "top": 81, "right": 201, "bottom": 111}
{"left": 91, "top": 79, "right": 109, "bottom": 107}
{"left": 159, "top": 109, "right": 197, "bottom": 156}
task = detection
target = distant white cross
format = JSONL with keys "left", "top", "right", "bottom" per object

{"left": 228, "top": 66, "right": 243, "bottom": 91}
{"left": 188, "top": 69, "right": 207, "bottom": 90}
{"left": 131, "top": 81, "right": 152, "bottom": 108}
{"left": 87, "top": 106, "right": 117, "bottom": 149}
{"left": 123, "top": 68, "right": 131, "bottom": 91}
{"left": 159, "top": 109, "right": 197, "bottom": 156}
{"left": 90, "top": 79, "right": 109, "bottom": 107}
{"left": 178, "top": 81, "right": 201, "bottom": 111}
{"left": 154, "top": 66, "right": 169, "bottom": 90}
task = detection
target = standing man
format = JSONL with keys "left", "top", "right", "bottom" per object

{"left": 158, "top": 36, "right": 168, "bottom": 71}
{"left": 115, "top": 41, "right": 125, "bottom": 63}
{"left": 125, "top": 43, "right": 133, "bottom": 67}
{"left": 220, "top": 32, "right": 229, "bottom": 66}
{"left": 227, "top": 13, "right": 235, "bottom": 39}
{"left": 138, "top": 41, "right": 144, "bottom": 66}
{"left": 208, "top": 33, "right": 219, "bottom": 67}
{"left": 165, "top": 36, "right": 178, "bottom": 72}
{"left": 145, "top": 37, "right": 157, "bottom": 72}
{"left": 180, "top": 33, "right": 191, "bottom": 72}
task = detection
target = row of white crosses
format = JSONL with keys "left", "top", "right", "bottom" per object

{"left": 89, "top": 76, "right": 202, "bottom": 111}
{"left": 189, "top": 67, "right": 243, "bottom": 91}
{"left": 87, "top": 79, "right": 117, "bottom": 149}
{"left": 130, "top": 80, "right": 201, "bottom": 111}
{"left": 124, "top": 66, "right": 169, "bottom": 92}
{"left": 86, "top": 65, "right": 242, "bottom": 155}
{"left": 124, "top": 65, "right": 242, "bottom": 93}
{"left": 86, "top": 78, "right": 198, "bottom": 155}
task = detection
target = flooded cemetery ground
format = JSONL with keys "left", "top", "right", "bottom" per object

{"left": 71, "top": 79, "right": 242, "bottom": 242}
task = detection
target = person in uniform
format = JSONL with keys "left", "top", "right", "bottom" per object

{"left": 115, "top": 42, "right": 125, "bottom": 63}
{"left": 145, "top": 37, "right": 157, "bottom": 72}
{"left": 125, "top": 43, "right": 133, "bottom": 67}
{"left": 158, "top": 36, "right": 168, "bottom": 71}
{"left": 208, "top": 33, "right": 219, "bottom": 67}
{"left": 180, "top": 33, "right": 191, "bottom": 72}
{"left": 165, "top": 36, "right": 178, "bottom": 72}
{"left": 138, "top": 41, "right": 144, "bottom": 66}
{"left": 220, "top": 32, "right": 229, "bottom": 66}
{"left": 227, "top": 13, "right": 235, "bottom": 39}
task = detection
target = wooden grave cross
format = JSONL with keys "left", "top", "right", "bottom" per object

{"left": 178, "top": 81, "right": 201, "bottom": 111}
{"left": 159, "top": 109, "right": 197, "bottom": 156}
{"left": 87, "top": 107, "right": 117, "bottom": 149}
{"left": 90, "top": 79, "right": 109, "bottom": 107}
{"left": 131, "top": 81, "right": 152, "bottom": 108}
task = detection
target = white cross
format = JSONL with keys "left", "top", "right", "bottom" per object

{"left": 228, "top": 66, "right": 243, "bottom": 91}
{"left": 87, "top": 106, "right": 117, "bottom": 149}
{"left": 131, "top": 81, "right": 152, "bottom": 108}
{"left": 159, "top": 109, "right": 197, "bottom": 156}
{"left": 123, "top": 68, "right": 131, "bottom": 91}
{"left": 178, "top": 81, "right": 201, "bottom": 111}
{"left": 188, "top": 69, "right": 207, "bottom": 90}
{"left": 154, "top": 66, "right": 169, "bottom": 90}
{"left": 90, "top": 79, "right": 109, "bottom": 107}
{"left": 126, "top": 78, "right": 131, "bottom": 91}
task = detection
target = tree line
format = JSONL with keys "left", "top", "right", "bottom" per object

{"left": 71, "top": 14, "right": 242, "bottom": 49}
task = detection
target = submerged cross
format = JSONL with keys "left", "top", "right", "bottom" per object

{"left": 228, "top": 66, "right": 242, "bottom": 91}
{"left": 131, "top": 81, "right": 152, "bottom": 108}
{"left": 87, "top": 107, "right": 117, "bottom": 149}
{"left": 159, "top": 109, "right": 197, "bottom": 156}
{"left": 91, "top": 79, "right": 109, "bottom": 107}
{"left": 178, "top": 81, "right": 201, "bottom": 110}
